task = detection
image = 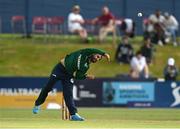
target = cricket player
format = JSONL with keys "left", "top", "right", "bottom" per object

{"left": 33, "top": 48, "right": 110, "bottom": 121}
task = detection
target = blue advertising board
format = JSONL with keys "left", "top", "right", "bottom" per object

{"left": 154, "top": 81, "right": 180, "bottom": 107}
{"left": 103, "top": 82, "right": 155, "bottom": 105}
{"left": 0, "top": 77, "right": 180, "bottom": 108}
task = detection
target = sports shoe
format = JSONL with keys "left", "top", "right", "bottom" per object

{"left": 70, "top": 113, "right": 84, "bottom": 121}
{"left": 32, "top": 105, "right": 40, "bottom": 114}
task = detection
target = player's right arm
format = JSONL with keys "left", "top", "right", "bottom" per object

{"left": 83, "top": 48, "right": 105, "bottom": 55}
{"left": 82, "top": 48, "right": 110, "bottom": 61}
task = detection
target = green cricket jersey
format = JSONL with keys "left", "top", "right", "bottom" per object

{"left": 64, "top": 48, "right": 106, "bottom": 80}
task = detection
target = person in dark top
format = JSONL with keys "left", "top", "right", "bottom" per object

{"left": 140, "top": 37, "right": 155, "bottom": 64}
{"left": 115, "top": 36, "right": 134, "bottom": 64}
{"left": 33, "top": 48, "right": 110, "bottom": 121}
{"left": 164, "top": 58, "right": 179, "bottom": 81}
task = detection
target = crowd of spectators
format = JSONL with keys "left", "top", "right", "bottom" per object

{"left": 67, "top": 5, "right": 179, "bottom": 80}
{"left": 113, "top": 8, "right": 178, "bottom": 80}
{"left": 67, "top": 6, "right": 179, "bottom": 47}
{"left": 67, "top": 5, "right": 137, "bottom": 43}
{"left": 10, "top": 5, "right": 179, "bottom": 81}
{"left": 144, "top": 10, "right": 179, "bottom": 46}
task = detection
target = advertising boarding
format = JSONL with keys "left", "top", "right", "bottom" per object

{"left": 0, "top": 77, "right": 63, "bottom": 109}
{"left": 103, "top": 82, "right": 154, "bottom": 106}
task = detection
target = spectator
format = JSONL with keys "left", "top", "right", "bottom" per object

{"left": 143, "top": 18, "right": 154, "bottom": 40}
{"left": 68, "top": 5, "right": 89, "bottom": 42}
{"left": 163, "top": 12, "right": 179, "bottom": 46}
{"left": 120, "top": 18, "right": 135, "bottom": 38}
{"left": 92, "top": 6, "right": 116, "bottom": 42}
{"left": 130, "top": 51, "right": 149, "bottom": 79}
{"left": 149, "top": 10, "right": 165, "bottom": 46}
{"left": 140, "top": 37, "right": 155, "bottom": 64}
{"left": 164, "top": 58, "right": 179, "bottom": 81}
{"left": 115, "top": 36, "right": 134, "bottom": 64}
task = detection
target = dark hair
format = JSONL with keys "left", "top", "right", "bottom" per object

{"left": 136, "top": 50, "right": 142, "bottom": 56}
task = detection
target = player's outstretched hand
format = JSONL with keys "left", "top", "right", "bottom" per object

{"left": 86, "top": 75, "right": 95, "bottom": 79}
{"left": 104, "top": 53, "right": 110, "bottom": 62}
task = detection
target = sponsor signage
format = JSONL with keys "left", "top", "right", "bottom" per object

{"left": 0, "top": 77, "right": 63, "bottom": 108}
{"left": 74, "top": 79, "right": 102, "bottom": 106}
{"left": 0, "top": 77, "right": 180, "bottom": 108}
{"left": 154, "top": 81, "right": 180, "bottom": 107}
{"left": 103, "top": 82, "right": 155, "bottom": 105}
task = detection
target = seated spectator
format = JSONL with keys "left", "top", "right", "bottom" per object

{"left": 163, "top": 12, "right": 179, "bottom": 46}
{"left": 140, "top": 37, "right": 155, "bottom": 64}
{"left": 148, "top": 10, "right": 165, "bottom": 46}
{"left": 92, "top": 6, "right": 116, "bottom": 42}
{"left": 143, "top": 18, "right": 154, "bottom": 40}
{"left": 115, "top": 36, "right": 134, "bottom": 64}
{"left": 68, "top": 5, "right": 89, "bottom": 42}
{"left": 130, "top": 51, "right": 149, "bottom": 79}
{"left": 120, "top": 18, "right": 135, "bottom": 38}
{"left": 164, "top": 58, "right": 179, "bottom": 81}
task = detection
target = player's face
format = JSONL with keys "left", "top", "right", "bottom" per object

{"left": 90, "top": 54, "right": 102, "bottom": 63}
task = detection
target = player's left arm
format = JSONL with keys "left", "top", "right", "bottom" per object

{"left": 74, "top": 70, "right": 87, "bottom": 80}
{"left": 75, "top": 70, "right": 95, "bottom": 80}
{"left": 75, "top": 62, "right": 96, "bottom": 80}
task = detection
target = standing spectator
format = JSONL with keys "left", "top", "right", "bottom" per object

{"left": 130, "top": 51, "right": 149, "bottom": 79}
{"left": 140, "top": 38, "right": 155, "bottom": 64}
{"left": 115, "top": 36, "right": 134, "bottom": 64}
{"left": 92, "top": 6, "right": 116, "bottom": 42}
{"left": 149, "top": 10, "right": 165, "bottom": 46}
{"left": 68, "top": 5, "right": 89, "bottom": 42}
{"left": 163, "top": 12, "right": 179, "bottom": 46}
{"left": 120, "top": 18, "right": 135, "bottom": 38}
{"left": 164, "top": 58, "right": 179, "bottom": 81}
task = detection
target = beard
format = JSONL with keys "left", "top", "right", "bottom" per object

{"left": 89, "top": 56, "right": 97, "bottom": 63}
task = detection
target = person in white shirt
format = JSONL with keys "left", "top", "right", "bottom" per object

{"left": 163, "top": 12, "right": 179, "bottom": 46}
{"left": 149, "top": 10, "right": 165, "bottom": 46}
{"left": 130, "top": 51, "right": 149, "bottom": 79}
{"left": 120, "top": 18, "right": 135, "bottom": 38}
{"left": 68, "top": 5, "right": 88, "bottom": 42}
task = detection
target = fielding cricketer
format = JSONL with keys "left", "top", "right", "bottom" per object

{"left": 33, "top": 48, "right": 110, "bottom": 121}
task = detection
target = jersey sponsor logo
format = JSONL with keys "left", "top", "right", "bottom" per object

{"left": 77, "top": 54, "right": 82, "bottom": 70}
{"left": 84, "top": 63, "right": 88, "bottom": 68}
{"left": 70, "top": 78, "right": 74, "bottom": 83}
{"left": 52, "top": 74, "right": 57, "bottom": 77}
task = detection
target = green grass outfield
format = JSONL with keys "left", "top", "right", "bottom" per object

{"left": 0, "top": 34, "right": 180, "bottom": 80}
{"left": 0, "top": 108, "right": 180, "bottom": 128}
